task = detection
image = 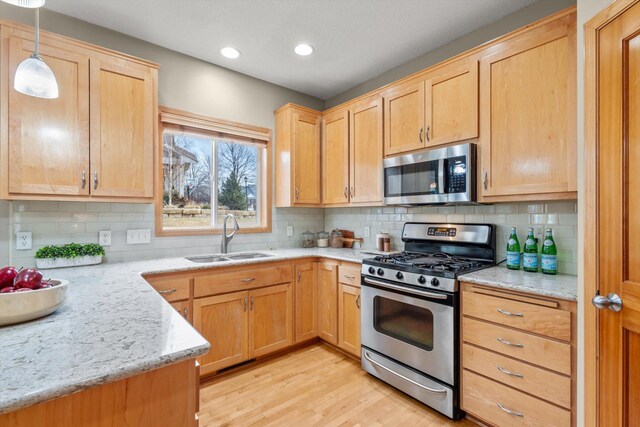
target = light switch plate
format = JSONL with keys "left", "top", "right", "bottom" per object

{"left": 16, "top": 231, "right": 32, "bottom": 250}
{"left": 364, "top": 226, "right": 371, "bottom": 238}
{"left": 126, "top": 229, "right": 151, "bottom": 245}
{"left": 99, "top": 230, "right": 112, "bottom": 246}
{"left": 286, "top": 225, "right": 294, "bottom": 237}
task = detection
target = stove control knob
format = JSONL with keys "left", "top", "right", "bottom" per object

{"left": 418, "top": 276, "right": 426, "bottom": 284}
{"left": 377, "top": 268, "right": 385, "bottom": 276}
{"left": 368, "top": 267, "right": 376, "bottom": 275}
{"left": 396, "top": 272, "right": 404, "bottom": 280}
{"left": 430, "top": 278, "right": 440, "bottom": 287}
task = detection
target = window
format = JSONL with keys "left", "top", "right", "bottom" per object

{"left": 157, "top": 107, "right": 271, "bottom": 236}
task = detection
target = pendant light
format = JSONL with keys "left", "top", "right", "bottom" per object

{"left": 13, "top": 6, "right": 59, "bottom": 99}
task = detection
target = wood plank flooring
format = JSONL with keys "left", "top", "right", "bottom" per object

{"left": 199, "top": 344, "right": 476, "bottom": 426}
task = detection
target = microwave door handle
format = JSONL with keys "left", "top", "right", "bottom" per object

{"left": 363, "top": 277, "right": 448, "bottom": 300}
{"left": 438, "top": 158, "right": 446, "bottom": 195}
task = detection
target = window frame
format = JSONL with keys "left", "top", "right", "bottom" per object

{"left": 156, "top": 106, "right": 272, "bottom": 237}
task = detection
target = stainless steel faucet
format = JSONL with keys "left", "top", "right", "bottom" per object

{"left": 221, "top": 213, "right": 240, "bottom": 253}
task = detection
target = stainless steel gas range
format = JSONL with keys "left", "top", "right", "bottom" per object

{"left": 360, "top": 222, "right": 496, "bottom": 419}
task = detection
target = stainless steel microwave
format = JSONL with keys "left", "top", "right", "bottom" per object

{"left": 383, "top": 142, "right": 476, "bottom": 206}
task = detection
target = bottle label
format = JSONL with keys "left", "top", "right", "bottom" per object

{"left": 541, "top": 254, "right": 557, "bottom": 271}
{"left": 525, "top": 238, "right": 536, "bottom": 246}
{"left": 544, "top": 239, "right": 554, "bottom": 247}
{"left": 523, "top": 253, "right": 538, "bottom": 269}
{"left": 506, "top": 251, "right": 521, "bottom": 267}
{"left": 508, "top": 238, "right": 518, "bottom": 246}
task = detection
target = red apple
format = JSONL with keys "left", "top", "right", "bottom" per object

{"left": 0, "top": 267, "right": 18, "bottom": 289}
{"left": 0, "top": 286, "right": 15, "bottom": 293}
{"left": 13, "top": 269, "right": 43, "bottom": 290}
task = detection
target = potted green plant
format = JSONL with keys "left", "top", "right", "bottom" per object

{"left": 35, "top": 243, "right": 106, "bottom": 269}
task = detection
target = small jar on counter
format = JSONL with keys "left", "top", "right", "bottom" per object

{"left": 376, "top": 231, "right": 391, "bottom": 252}
{"left": 302, "top": 231, "right": 316, "bottom": 248}
{"left": 329, "top": 230, "right": 344, "bottom": 248}
{"left": 317, "top": 231, "right": 329, "bottom": 248}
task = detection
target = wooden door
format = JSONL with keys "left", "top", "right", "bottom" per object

{"left": 338, "top": 284, "right": 361, "bottom": 357}
{"left": 193, "top": 291, "right": 249, "bottom": 375}
{"left": 7, "top": 35, "right": 90, "bottom": 196}
{"left": 316, "top": 262, "right": 338, "bottom": 345}
{"left": 383, "top": 81, "right": 425, "bottom": 156}
{"left": 170, "top": 300, "right": 192, "bottom": 324}
{"left": 249, "top": 283, "right": 293, "bottom": 358}
{"left": 89, "top": 57, "right": 155, "bottom": 198}
{"left": 293, "top": 109, "right": 321, "bottom": 205}
{"left": 594, "top": 3, "right": 640, "bottom": 424}
{"left": 479, "top": 12, "right": 576, "bottom": 199}
{"left": 322, "top": 108, "right": 350, "bottom": 205}
{"left": 424, "top": 60, "right": 478, "bottom": 146}
{"left": 295, "top": 263, "right": 317, "bottom": 342}
{"left": 350, "top": 96, "right": 383, "bottom": 204}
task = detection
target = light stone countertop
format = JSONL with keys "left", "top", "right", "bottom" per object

{"left": 0, "top": 247, "right": 370, "bottom": 415}
{"left": 459, "top": 265, "right": 578, "bottom": 301}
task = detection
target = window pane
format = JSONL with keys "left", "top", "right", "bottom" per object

{"left": 162, "top": 132, "right": 213, "bottom": 229}
{"left": 215, "top": 140, "right": 260, "bottom": 226}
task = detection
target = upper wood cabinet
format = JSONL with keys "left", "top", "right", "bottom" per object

{"left": 479, "top": 12, "right": 576, "bottom": 201}
{"left": 0, "top": 22, "right": 158, "bottom": 202}
{"left": 322, "top": 107, "right": 350, "bottom": 205}
{"left": 383, "top": 81, "right": 425, "bottom": 156}
{"left": 275, "top": 103, "right": 322, "bottom": 207}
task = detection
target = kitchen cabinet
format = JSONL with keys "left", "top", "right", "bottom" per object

{"left": 274, "top": 103, "right": 321, "bottom": 207}
{"left": 479, "top": 11, "right": 576, "bottom": 202}
{"left": 460, "top": 282, "right": 576, "bottom": 426}
{"left": 337, "top": 283, "right": 361, "bottom": 357}
{"left": 171, "top": 299, "right": 192, "bottom": 324}
{"left": 321, "top": 107, "right": 350, "bottom": 205}
{"left": 0, "top": 22, "right": 158, "bottom": 202}
{"left": 316, "top": 262, "right": 338, "bottom": 345}
{"left": 295, "top": 262, "right": 318, "bottom": 343}
{"left": 249, "top": 283, "right": 294, "bottom": 357}
{"left": 382, "top": 81, "right": 425, "bottom": 156}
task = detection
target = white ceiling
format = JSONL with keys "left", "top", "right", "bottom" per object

{"left": 44, "top": 0, "right": 536, "bottom": 100}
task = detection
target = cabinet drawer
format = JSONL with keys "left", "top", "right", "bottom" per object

{"left": 462, "top": 317, "right": 571, "bottom": 375}
{"left": 145, "top": 274, "right": 190, "bottom": 302}
{"left": 463, "top": 370, "right": 571, "bottom": 427}
{"left": 194, "top": 265, "right": 292, "bottom": 298}
{"left": 462, "top": 290, "right": 571, "bottom": 341}
{"left": 338, "top": 265, "right": 361, "bottom": 287}
{"left": 463, "top": 344, "right": 571, "bottom": 409}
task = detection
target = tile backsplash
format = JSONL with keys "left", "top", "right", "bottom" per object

{"left": 6, "top": 200, "right": 577, "bottom": 275}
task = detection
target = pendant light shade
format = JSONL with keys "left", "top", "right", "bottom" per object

{"left": 1, "top": 0, "right": 45, "bottom": 7}
{"left": 13, "top": 7, "right": 58, "bottom": 99}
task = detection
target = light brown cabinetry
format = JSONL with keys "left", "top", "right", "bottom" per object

{"left": 0, "top": 22, "right": 158, "bottom": 202}
{"left": 171, "top": 299, "right": 192, "bottom": 323}
{"left": 295, "top": 262, "right": 317, "bottom": 342}
{"left": 316, "top": 262, "right": 339, "bottom": 345}
{"left": 382, "top": 81, "right": 425, "bottom": 156}
{"left": 460, "top": 282, "right": 576, "bottom": 427}
{"left": 274, "top": 104, "right": 321, "bottom": 207}
{"left": 337, "top": 283, "right": 361, "bottom": 357}
{"left": 479, "top": 12, "right": 576, "bottom": 201}
{"left": 249, "top": 283, "right": 294, "bottom": 358}
{"left": 322, "top": 108, "right": 350, "bottom": 205}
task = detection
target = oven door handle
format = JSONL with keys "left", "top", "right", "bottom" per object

{"left": 363, "top": 277, "right": 448, "bottom": 300}
{"left": 364, "top": 351, "right": 448, "bottom": 394}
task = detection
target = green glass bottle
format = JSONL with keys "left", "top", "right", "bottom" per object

{"left": 523, "top": 228, "right": 539, "bottom": 272}
{"left": 541, "top": 228, "right": 558, "bottom": 275}
{"left": 506, "top": 227, "right": 521, "bottom": 270}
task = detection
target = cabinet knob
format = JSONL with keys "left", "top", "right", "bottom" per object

{"left": 81, "top": 171, "right": 86, "bottom": 189}
{"left": 483, "top": 170, "right": 488, "bottom": 191}
{"left": 295, "top": 187, "right": 300, "bottom": 200}
{"left": 419, "top": 127, "right": 423, "bottom": 143}
{"left": 93, "top": 172, "right": 99, "bottom": 190}
{"left": 344, "top": 187, "right": 348, "bottom": 199}
{"left": 356, "top": 294, "right": 361, "bottom": 309}
{"left": 426, "top": 125, "right": 430, "bottom": 142}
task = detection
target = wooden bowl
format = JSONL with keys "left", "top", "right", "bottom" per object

{"left": 0, "top": 279, "right": 69, "bottom": 326}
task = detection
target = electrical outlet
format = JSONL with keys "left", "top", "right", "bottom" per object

{"left": 16, "top": 231, "right": 32, "bottom": 250}
{"left": 364, "top": 226, "right": 371, "bottom": 238}
{"left": 286, "top": 225, "right": 294, "bottom": 237}
{"left": 126, "top": 229, "right": 151, "bottom": 245}
{"left": 99, "top": 230, "right": 112, "bottom": 246}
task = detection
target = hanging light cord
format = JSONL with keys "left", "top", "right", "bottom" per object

{"left": 33, "top": 7, "right": 40, "bottom": 58}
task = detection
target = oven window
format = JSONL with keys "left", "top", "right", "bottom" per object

{"left": 373, "top": 296, "right": 434, "bottom": 351}
{"left": 384, "top": 160, "right": 439, "bottom": 197}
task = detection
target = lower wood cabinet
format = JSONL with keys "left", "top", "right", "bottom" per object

{"left": 337, "top": 283, "right": 361, "bottom": 357}
{"left": 171, "top": 299, "right": 192, "bottom": 323}
{"left": 316, "top": 262, "right": 339, "bottom": 345}
{"left": 249, "top": 283, "right": 294, "bottom": 358}
{"left": 295, "top": 262, "right": 317, "bottom": 343}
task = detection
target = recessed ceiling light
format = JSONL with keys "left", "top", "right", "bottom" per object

{"left": 220, "top": 47, "right": 240, "bottom": 59}
{"left": 294, "top": 44, "right": 314, "bottom": 56}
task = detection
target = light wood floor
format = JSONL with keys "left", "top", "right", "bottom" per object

{"left": 199, "top": 344, "right": 477, "bottom": 426}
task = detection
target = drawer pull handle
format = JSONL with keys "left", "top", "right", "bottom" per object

{"left": 158, "top": 289, "right": 177, "bottom": 295}
{"left": 244, "top": 296, "right": 248, "bottom": 312}
{"left": 241, "top": 278, "right": 255, "bottom": 283}
{"left": 497, "top": 365, "right": 524, "bottom": 378}
{"left": 363, "top": 351, "right": 447, "bottom": 394}
{"left": 250, "top": 296, "right": 254, "bottom": 310}
{"left": 344, "top": 275, "right": 356, "bottom": 280}
{"left": 496, "top": 403, "right": 524, "bottom": 417}
{"left": 497, "top": 337, "right": 524, "bottom": 348}
{"left": 497, "top": 308, "right": 524, "bottom": 317}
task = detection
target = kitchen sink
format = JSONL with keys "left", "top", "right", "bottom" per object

{"left": 225, "top": 252, "right": 274, "bottom": 260}
{"left": 185, "top": 255, "right": 230, "bottom": 263}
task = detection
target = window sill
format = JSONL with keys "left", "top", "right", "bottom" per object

{"left": 156, "top": 225, "right": 272, "bottom": 237}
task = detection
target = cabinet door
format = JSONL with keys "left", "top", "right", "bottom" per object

{"left": 424, "top": 60, "right": 478, "bottom": 146}
{"left": 316, "top": 263, "right": 338, "bottom": 345}
{"left": 293, "top": 110, "right": 321, "bottom": 205}
{"left": 338, "top": 284, "right": 361, "bottom": 357}
{"left": 479, "top": 15, "right": 576, "bottom": 199}
{"left": 7, "top": 36, "right": 90, "bottom": 196}
{"left": 249, "top": 283, "right": 293, "bottom": 358}
{"left": 350, "top": 96, "right": 383, "bottom": 204}
{"left": 322, "top": 108, "right": 350, "bottom": 205}
{"left": 383, "top": 81, "right": 425, "bottom": 156}
{"left": 170, "top": 300, "right": 192, "bottom": 324}
{"left": 193, "top": 291, "right": 249, "bottom": 375}
{"left": 89, "top": 57, "right": 155, "bottom": 198}
{"left": 295, "top": 263, "right": 317, "bottom": 343}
